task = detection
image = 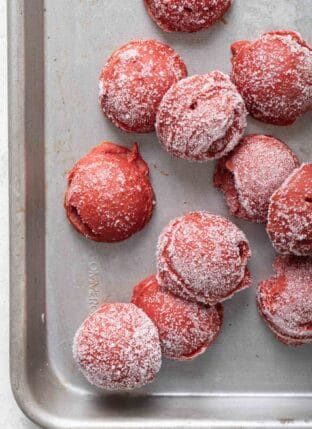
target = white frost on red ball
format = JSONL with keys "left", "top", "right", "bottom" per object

{"left": 131, "top": 275, "right": 223, "bottom": 360}
{"left": 99, "top": 39, "right": 187, "bottom": 133}
{"left": 257, "top": 256, "right": 312, "bottom": 345}
{"left": 231, "top": 31, "right": 312, "bottom": 125}
{"left": 156, "top": 212, "right": 251, "bottom": 305}
{"left": 155, "top": 71, "right": 248, "bottom": 162}
{"left": 267, "top": 164, "right": 312, "bottom": 256}
{"left": 144, "top": 0, "right": 232, "bottom": 33}
{"left": 214, "top": 135, "right": 299, "bottom": 223}
{"left": 73, "top": 303, "right": 161, "bottom": 390}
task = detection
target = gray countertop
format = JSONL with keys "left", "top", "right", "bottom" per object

{"left": 0, "top": 1, "right": 37, "bottom": 427}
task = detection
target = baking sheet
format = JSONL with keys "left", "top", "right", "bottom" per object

{"left": 9, "top": 0, "right": 312, "bottom": 427}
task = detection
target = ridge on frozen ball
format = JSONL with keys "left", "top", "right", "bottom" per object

{"left": 144, "top": 0, "right": 233, "bottom": 33}
{"left": 257, "top": 256, "right": 312, "bottom": 346}
{"left": 231, "top": 30, "right": 312, "bottom": 125}
{"left": 156, "top": 212, "right": 252, "bottom": 305}
{"left": 64, "top": 141, "right": 155, "bottom": 243}
{"left": 99, "top": 39, "right": 187, "bottom": 133}
{"left": 73, "top": 303, "right": 162, "bottom": 390}
{"left": 155, "top": 71, "right": 248, "bottom": 162}
{"left": 267, "top": 164, "right": 312, "bottom": 256}
{"left": 214, "top": 134, "right": 299, "bottom": 223}
{"left": 131, "top": 275, "right": 223, "bottom": 360}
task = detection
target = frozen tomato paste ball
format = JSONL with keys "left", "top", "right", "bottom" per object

{"left": 73, "top": 303, "right": 161, "bottom": 390}
{"left": 99, "top": 39, "right": 187, "bottom": 133}
{"left": 257, "top": 256, "right": 312, "bottom": 346}
{"left": 231, "top": 31, "right": 312, "bottom": 125}
{"left": 214, "top": 135, "right": 299, "bottom": 223}
{"left": 144, "top": 0, "right": 232, "bottom": 33}
{"left": 156, "top": 71, "right": 247, "bottom": 162}
{"left": 131, "top": 275, "right": 223, "bottom": 360}
{"left": 267, "top": 164, "right": 312, "bottom": 256}
{"left": 157, "top": 212, "right": 252, "bottom": 305}
{"left": 64, "top": 141, "right": 155, "bottom": 243}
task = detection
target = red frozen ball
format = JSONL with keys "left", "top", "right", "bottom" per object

{"left": 257, "top": 256, "right": 312, "bottom": 346}
{"left": 73, "top": 303, "right": 162, "bottom": 390}
{"left": 214, "top": 135, "right": 299, "bottom": 223}
{"left": 144, "top": 0, "right": 232, "bottom": 33}
{"left": 156, "top": 71, "right": 247, "bottom": 162}
{"left": 157, "top": 212, "right": 252, "bottom": 305}
{"left": 99, "top": 39, "right": 187, "bottom": 133}
{"left": 267, "top": 164, "right": 312, "bottom": 256}
{"left": 231, "top": 31, "right": 312, "bottom": 125}
{"left": 131, "top": 275, "right": 223, "bottom": 360}
{"left": 64, "top": 141, "right": 155, "bottom": 242}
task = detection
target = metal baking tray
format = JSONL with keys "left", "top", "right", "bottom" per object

{"left": 9, "top": 0, "right": 312, "bottom": 427}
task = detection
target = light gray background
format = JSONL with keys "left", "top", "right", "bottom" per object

{"left": 0, "top": 0, "right": 37, "bottom": 426}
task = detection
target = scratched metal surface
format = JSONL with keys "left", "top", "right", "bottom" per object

{"left": 9, "top": 0, "right": 312, "bottom": 428}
